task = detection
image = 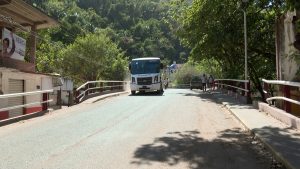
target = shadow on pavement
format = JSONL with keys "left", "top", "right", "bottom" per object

{"left": 180, "top": 90, "right": 256, "bottom": 109}
{"left": 178, "top": 91, "right": 223, "bottom": 104}
{"left": 129, "top": 91, "right": 164, "bottom": 97}
{"left": 252, "top": 126, "right": 300, "bottom": 169}
{"left": 131, "top": 129, "right": 285, "bottom": 169}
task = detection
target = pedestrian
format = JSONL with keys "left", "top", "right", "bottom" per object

{"left": 201, "top": 74, "right": 207, "bottom": 91}
{"left": 164, "top": 78, "right": 169, "bottom": 89}
{"left": 208, "top": 75, "right": 214, "bottom": 90}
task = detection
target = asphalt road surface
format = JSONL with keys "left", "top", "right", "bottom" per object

{"left": 0, "top": 89, "right": 274, "bottom": 169}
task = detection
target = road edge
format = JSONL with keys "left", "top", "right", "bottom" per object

{"left": 222, "top": 103, "right": 295, "bottom": 169}
{"left": 0, "top": 91, "right": 130, "bottom": 127}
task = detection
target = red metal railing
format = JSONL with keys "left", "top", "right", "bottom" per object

{"left": 262, "top": 79, "right": 300, "bottom": 113}
{"left": 0, "top": 89, "right": 53, "bottom": 120}
{"left": 214, "top": 79, "right": 251, "bottom": 103}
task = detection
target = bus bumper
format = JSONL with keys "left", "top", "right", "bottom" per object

{"left": 130, "top": 83, "right": 161, "bottom": 92}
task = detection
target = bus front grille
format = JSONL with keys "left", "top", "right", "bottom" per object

{"left": 137, "top": 77, "right": 152, "bottom": 85}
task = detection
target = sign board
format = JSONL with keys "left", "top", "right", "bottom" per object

{"left": 2, "top": 28, "right": 26, "bottom": 61}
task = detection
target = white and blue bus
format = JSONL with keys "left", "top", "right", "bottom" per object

{"left": 129, "top": 57, "right": 164, "bottom": 95}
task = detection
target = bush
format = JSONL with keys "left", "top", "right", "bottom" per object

{"left": 173, "top": 63, "right": 199, "bottom": 85}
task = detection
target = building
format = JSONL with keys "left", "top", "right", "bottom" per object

{"left": 0, "top": 0, "right": 65, "bottom": 120}
{"left": 275, "top": 10, "right": 300, "bottom": 115}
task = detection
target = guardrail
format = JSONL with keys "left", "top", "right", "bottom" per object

{"left": 262, "top": 79, "right": 300, "bottom": 113}
{"left": 75, "top": 80, "right": 129, "bottom": 103}
{"left": 0, "top": 89, "right": 53, "bottom": 115}
{"left": 214, "top": 79, "right": 251, "bottom": 103}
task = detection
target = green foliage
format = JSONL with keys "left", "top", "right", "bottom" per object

{"left": 75, "top": 0, "right": 189, "bottom": 63}
{"left": 23, "top": 0, "right": 190, "bottom": 85}
{"left": 173, "top": 62, "right": 199, "bottom": 85}
{"left": 35, "top": 30, "right": 64, "bottom": 73}
{"left": 171, "top": 0, "right": 279, "bottom": 97}
{"left": 59, "top": 31, "right": 127, "bottom": 85}
{"left": 192, "top": 59, "right": 223, "bottom": 79}
{"left": 286, "top": 0, "right": 300, "bottom": 10}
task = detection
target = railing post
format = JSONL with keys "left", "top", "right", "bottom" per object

{"left": 283, "top": 85, "right": 291, "bottom": 113}
{"left": 244, "top": 81, "right": 247, "bottom": 97}
{"left": 75, "top": 89, "right": 79, "bottom": 104}
{"left": 91, "top": 82, "right": 95, "bottom": 94}
{"left": 246, "top": 81, "right": 251, "bottom": 104}
{"left": 84, "top": 83, "right": 88, "bottom": 97}
{"left": 263, "top": 81, "right": 269, "bottom": 101}
{"left": 229, "top": 80, "right": 233, "bottom": 94}
{"left": 42, "top": 93, "right": 48, "bottom": 111}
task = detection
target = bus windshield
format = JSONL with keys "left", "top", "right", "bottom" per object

{"left": 131, "top": 60, "right": 160, "bottom": 75}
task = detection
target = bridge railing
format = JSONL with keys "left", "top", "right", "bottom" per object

{"left": 214, "top": 79, "right": 251, "bottom": 103}
{"left": 0, "top": 89, "right": 53, "bottom": 119}
{"left": 262, "top": 79, "right": 300, "bottom": 113}
{"left": 75, "top": 80, "right": 129, "bottom": 103}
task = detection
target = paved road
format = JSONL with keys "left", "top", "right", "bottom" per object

{"left": 0, "top": 89, "right": 273, "bottom": 169}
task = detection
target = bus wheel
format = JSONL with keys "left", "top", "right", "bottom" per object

{"left": 131, "top": 91, "right": 136, "bottom": 95}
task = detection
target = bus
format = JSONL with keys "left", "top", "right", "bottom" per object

{"left": 129, "top": 57, "right": 164, "bottom": 95}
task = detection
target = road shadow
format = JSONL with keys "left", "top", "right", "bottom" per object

{"left": 252, "top": 126, "right": 300, "bottom": 169}
{"left": 131, "top": 129, "right": 284, "bottom": 169}
{"left": 179, "top": 91, "right": 223, "bottom": 104}
{"left": 180, "top": 90, "right": 256, "bottom": 109}
{"left": 129, "top": 91, "right": 164, "bottom": 96}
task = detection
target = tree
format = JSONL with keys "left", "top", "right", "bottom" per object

{"left": 59, "top": 31, "right": 127, "bottom": 85}
{"left": 173, "top": 62, "right": 199, "bottom": 85}
{"left": 24, "top": 0, "right": 189, "bottom": 80}
{"left": 171, "top": 0, "right": 280, "bottom": 99}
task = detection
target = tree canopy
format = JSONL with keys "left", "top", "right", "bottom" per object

{"left": 22, "top": 0, "right": 190, "bottom": 85}
{"left": 22, "top": 0, "right": 299, "bottom": 94}
{"left": 59, "top": 31, "right": 127, "bottom": 84}
{"left": 168, "top": 0, "right": 297, "bottom": 98}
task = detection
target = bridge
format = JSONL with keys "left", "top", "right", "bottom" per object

{"left": 0, "top": 79, "right": 300, "bottom": 169}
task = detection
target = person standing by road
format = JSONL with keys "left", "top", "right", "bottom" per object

{"left": 208, "top": 75, "right": 214, "bottom": 90}
{"left": 164, "top": 78, "right": 169, "bottom": 89}
{"left": 201, "top": 74, "right": 207, "bottom": 91}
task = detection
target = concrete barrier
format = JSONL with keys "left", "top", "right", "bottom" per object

{"left": 258, "top": 101, "right": 300, "bottom": 130}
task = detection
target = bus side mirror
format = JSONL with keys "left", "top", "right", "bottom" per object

{"left": 129, "top": 64, "right": 131, "bottom": 71}
{"left": 160, "top": 63, "right": 163, "bottom": 69}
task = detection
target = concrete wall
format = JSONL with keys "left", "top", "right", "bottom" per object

{"left": 1, "top": 70, "right": 42, "bottom": 114}
{"left": 258, "top": 102, "right": 300, "bottom": 130}
{"left": 0, "top": 68, "right": 56, "bottom": 119}
{"left": 279, "top": 11, "right": 300, "bottom": 81}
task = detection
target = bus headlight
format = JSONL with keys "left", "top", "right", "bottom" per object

{"left": 154, "top": 76, "right": 158, "bottom": 83}
{"left": 132, "top": 77, "right": 135, "bottom": 83}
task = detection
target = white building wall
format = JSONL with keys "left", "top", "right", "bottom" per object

{"left": 25, "top": 76, "right": 42, "bottom": 109}
{"left": 0, "top": 68, "right": 54, "bottom": 112}
{"left": 280, "top": 11, "right": 300, "bottom": 81}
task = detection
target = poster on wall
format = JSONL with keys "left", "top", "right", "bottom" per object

{"left": 2, "top": 28, "right": 26, "bottom": 61}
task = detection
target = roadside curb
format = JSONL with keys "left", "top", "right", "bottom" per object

{"left": 0, "top": 91, "right": 129, "bottom": 127}
{"left": 84, "top": 91, "right": 130, "bottom": 104}
{"left": 222, "top": 103, "right": 295, "bottom": 169}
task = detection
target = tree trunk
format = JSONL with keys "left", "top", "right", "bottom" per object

{"left": 249, "top": 63, "right": 265, "bottom": 102}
